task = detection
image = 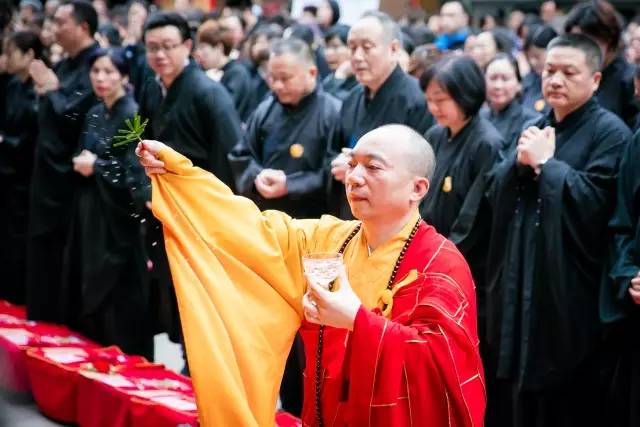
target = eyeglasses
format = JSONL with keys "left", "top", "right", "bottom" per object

{"left": 145, "top": 42, "right": 184, "bottom": 55}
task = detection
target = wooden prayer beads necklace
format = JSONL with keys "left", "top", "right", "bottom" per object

{"left": 314, "top": 218, "right": 422, "bottom": 427}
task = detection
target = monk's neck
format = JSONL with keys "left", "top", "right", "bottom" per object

{"left": 362, "top": 210, "right": 417, "bottom": 250}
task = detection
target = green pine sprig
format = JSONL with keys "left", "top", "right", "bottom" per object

{"left": 112, "top": 113, "right": 148, "bottom": 148}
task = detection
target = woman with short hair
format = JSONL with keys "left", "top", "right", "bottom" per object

{"left": 420, "top": 55, "right": 503, "bottom": 346}
{"left": 62, "top": 48, "right": 153, "bottom": 359}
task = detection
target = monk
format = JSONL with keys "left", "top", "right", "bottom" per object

{"left": 137, "top": 124, "right": 485, "bottom": 427}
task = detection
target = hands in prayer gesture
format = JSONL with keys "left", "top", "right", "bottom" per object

{"left": 517, "top": 126, "right": 556, "bottom": 174}
{"left": 303, "top": 263, "right": 362, "bottom": 330}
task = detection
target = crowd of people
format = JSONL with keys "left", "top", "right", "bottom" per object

{"left": 1, "top": 0, "right": 640, "bottom": 425}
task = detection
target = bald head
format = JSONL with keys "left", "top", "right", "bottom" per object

{"left": 356, "top": 124, "right": 436, "bottom": 181}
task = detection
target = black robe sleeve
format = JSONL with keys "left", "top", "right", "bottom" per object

{"left": 228, "top": 103, "right": 267, "bottom": 197}
{"left": 601, "top": 130, "right": 640, "bottom": 322}
{"left": 193, "top": 82, "right": 242, "bottom": 189}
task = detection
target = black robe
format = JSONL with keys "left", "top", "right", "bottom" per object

{"left": 521, "top": 72, "right": 550, "bottom": 116}
{"left": 248, "top": 64, "right": 270, "bottom": 113}
{"left": 420, "top": 115, "right": 503, "bottom": 342}
{"left": 322, "top": 73, "right": 358, "bottom": 102}
{"left": 26, "top": 43, "right": 100, "bottom": 322}
{"left": 329, "top": 65, "right": 434, "bottom": 218}
{"left": 600, "top": 129, "right": 640, "bottom": 427}
{"left": 228, "top": 87, "right": 340, "bottom": 218}
{"left": 596, "top": 56, "right": 639, "bottom": 128}
{"left": 484, "top": 98, "right": 630, "bottom": 425}
{"left": 480, "top": 100, "right": 541, "bottom": 154}
{"left": 221, "top": 59, "right": 253, "bottom": 123}
{"left": 138, "top": 60, "right": 243, "bottom": 341}
{"left": 61, "top": 95, "right": 153, "bottom": 359}
{"left": 0, "top": 76, "right": 38, "bottom": 304}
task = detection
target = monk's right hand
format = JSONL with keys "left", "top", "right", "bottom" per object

{"left": 136, "top": 140, "right": 167, "bottom": 176}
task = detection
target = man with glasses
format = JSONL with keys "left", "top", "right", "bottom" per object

{"left": 137, "top": 11, "right": 243, "bottom": 357}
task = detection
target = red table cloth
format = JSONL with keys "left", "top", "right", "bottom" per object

{"left": 25, "top": 346, "right": 147, "bottom": 423}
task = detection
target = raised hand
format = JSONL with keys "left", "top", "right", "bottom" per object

{"left": 136, "top": 140, "right": 167, "bottom": 175}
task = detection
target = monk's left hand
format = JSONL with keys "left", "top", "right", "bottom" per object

{"left": 303, "top": 264, "right": 361, "bottom": 330}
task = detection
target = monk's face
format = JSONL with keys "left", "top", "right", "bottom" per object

{"left": 345, "top": 134, "right": 417, "bottom": 222}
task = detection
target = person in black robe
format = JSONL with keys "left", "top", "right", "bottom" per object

{"left": 321, "top": 24, "right": 357, "bottom": 101}
{"left": 121, "top": 0, "right": 152, "bottom": 102}
{"left": 229, "top": 38, "right": 340, "bottom": 219}
{"left": 600, "top": 127, "right": 640, "bottom": 427}
{"left": 419, "top": 55, "right": 502, "bottom": 352}
{"left": 138, "top": 12, "right": 243, "bottom": 347}
{"left": 62, "top": 49, "right": 153, "bottom": 359}
{"left": 26, "top": 0, "right": 100, "bottom": 322}
{"left": 0, "top": 31, "right": 42, "bottom": 304}
{"left": 521, "top": 25, "right": 557, "bottom": 115}
{"left": 483, "top": 34, "right": 632, "bottom": 427}
{"left": 194, "top": 21, "right": 253, "bottom": 123}
{"left": 228, "top": 38, "right": 341, "bottom": 417}
{"left": 481, "top": 53, "right": 541, "bottom": 153}
{"left": 565, "top": 0, "right": 639, "bottom": 127}
{"left": 328, "top": 11, "right": 434, "bottom": 219}
{"left": 244, "top": 25, "right": 282, "bottom": 111}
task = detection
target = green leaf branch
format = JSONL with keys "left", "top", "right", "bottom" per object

{"left": 112, "top": 113, "right": 148, "bottom": 148}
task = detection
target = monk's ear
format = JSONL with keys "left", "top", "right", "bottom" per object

{"left": 411, "top": 176, "right": 429, "bottom": 202}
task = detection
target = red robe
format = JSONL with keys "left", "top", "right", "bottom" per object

{"left": 299, "top": 222, "right": 486, "bottom": 426}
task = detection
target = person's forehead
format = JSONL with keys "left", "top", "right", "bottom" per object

{"left": 54, "top": 4, "right": 72, "bottom": 19}
{"left": 268, "top": 53, "right": 306, "bottom": 71}
{"left": 546, "top": 46, "right": 587, "bottom": 65}
{"left": 441, "top": 3, "right": 463, "bottom": 15}
{"left": 348, "top": 18, "right": 384, "bottom": 41}
{"left": 487, "top": 59, "right": 515, "bottom": 74}
{"left": 146, "top": 26, "right": 182, "bottom": 40}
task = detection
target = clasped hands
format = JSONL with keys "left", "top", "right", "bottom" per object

{"left": 72, "top": 149, "right": 97, "bottom": 177}
{"left": 517, "top": 126, "right": 556, "bottom": 174}
{"left": 303, "top": 264, "right": 362, "bottom": 331}
{"left": 255, "top": 169, "right": 287, "bottom": 199}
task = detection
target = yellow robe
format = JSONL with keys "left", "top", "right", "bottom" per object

{"left": 151, "top": 146, "right": 419, "bottom": 426}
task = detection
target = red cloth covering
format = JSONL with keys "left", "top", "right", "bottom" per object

{"left": 299, "top": 223, "right": 486, "bottom": 426}
{"left": 76, "top": 364, "right": 194, "bottom": 427}
{"left": 0, "top": 322, "right": 96, "bottom": 393}
{"left": 25, "top": 346, "right": 147, "bottom": 423}
{"left": 129, "top": 393, "right": 198, "bottom": 427}
{"left": 0, "top": 300, "right": 26, "bottom": 318}
{"left": 275, "top": 411, "right": 302, "bottom": 427}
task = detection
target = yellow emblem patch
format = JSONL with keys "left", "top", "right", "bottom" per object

{"left": 289, "top": 143, "right": 304, "bottom": 158}
{"left": 534, "top": 99, "right": 546, "bottom": 112}
{"left": 442, "top": 176, "right": 452, "bottom": 193}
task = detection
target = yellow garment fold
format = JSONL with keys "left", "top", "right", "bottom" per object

{"left": 150, "top": 146, "right": 418, "bottom": 426}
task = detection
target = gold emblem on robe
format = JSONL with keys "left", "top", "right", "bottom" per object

{"left": 534, "top": 99, "right": 546, "bottom": 112}
{"left": 289, "top": 143, "right": 304, "bottom": 158}
{"left": 442, "top": 176, "right": 452, "bottom": 193}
